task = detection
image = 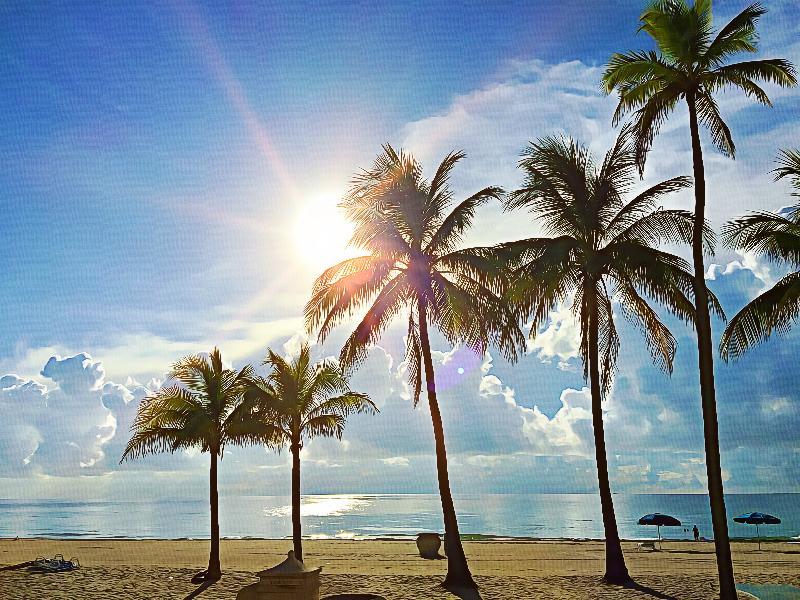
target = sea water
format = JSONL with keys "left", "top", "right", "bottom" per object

{"left": 1, "top": 493, "right": 798, "bottom": 541}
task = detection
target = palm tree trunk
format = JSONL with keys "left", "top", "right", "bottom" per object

{"left": 587, "top": 288, "right": 630, "bottom": 585}
{"left": 687, "top": 92, "right": 736, "bottom": 599}
{"left": 291, "top": 436, "right": 303, "bottom": 562}
{"left": 208, "top": 450, "right": 222, "bottom": 580}
{"left": 418, "top": 296, "right": 477, "bottom": 591}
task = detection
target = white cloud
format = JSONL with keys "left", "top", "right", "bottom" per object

{"left": 520, "top": 387, "right": 594, "bottom": 458}
{"left": 0, "top": 375, "right": 47, "bottom": 475}
{"left": 380, "top": 456, "right": 410, "bottom": 467}
{"left": 0, "top": 355, "right": 116, "bottom": 476}
{"left": 527, "top": 303, "right": 581, "bottom": 371}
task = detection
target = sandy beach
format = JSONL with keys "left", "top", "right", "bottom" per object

{"left": 1, "top": 539, "right": 798, "bottom": 599}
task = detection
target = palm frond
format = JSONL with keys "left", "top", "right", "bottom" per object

{"left": 608, "top": 208, "right": 712, "bottom": 253}
{"left": 338, "top": 274, "right": 408, "bottom": 372}
{"left": 249, "top": 343, "right": 373, "bottom": 447}
{"left": 710, "top": 59, "right": 797, "bottom": 90}
{"left": 603, "top": 50, "right": 680, "bottom": 95}
{"left": 595, "top": 280, "right": 619, "bottom": 396}
{"left": 702, "top": 3, "right": 764, "bottom": 67}
{"left": 616, "top": 282, "right": 677, "bottom": 373}
{"left": 722, "top": 211, "right": 800, "bottom": 268}
{"left": 639, "top": 0, "right": 713, "bottom": 65}
{"left": 305, "top": 259, "right": 399, "bottom": 342}
{"left": 121, "top": 426, "right": 197, "bottom": 462}
{"left": 507, "top": 135, "right": 592, "bottom": 237}
{"left": 720, "top": 271, "right": 800, "bottom": 360}
{"left": 425, "top": 149, "right": 466, "bottom": 227}
{"left": 425, "top": 186, "right": 503, "bottom": 255}
{"left": 604, "top": 0, "right": 795, "bottom": 172}
{"left": 773, "top": 149, "right": 800, "bottom": 198}
{"left": 313, "top": 144, "right": 519, "bottom": 384}
{"left": 302, "top": 414, "right": 347, "bottom": 440}
{"left": 629, "top": 84, "right": 682, "bottom": 171}
{"left": 303, "top": 392, "right": 377, "bottom": 425}
{"left": 604, "top": 176, "right": 693, "bottom": 241}
{"left": 404, "top": 307, "right": 423, "bottom": 406}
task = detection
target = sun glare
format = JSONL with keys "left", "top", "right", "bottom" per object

{"left": 293, "top": 195, "right": 358, "bottom": 272}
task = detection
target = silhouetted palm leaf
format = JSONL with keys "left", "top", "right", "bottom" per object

{"left": 721, "top": 150, "right": 800, "bottom": 360}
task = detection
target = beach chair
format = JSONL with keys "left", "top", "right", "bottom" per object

{"left": 637, "top": 541, "right": 657, "bottom": 552}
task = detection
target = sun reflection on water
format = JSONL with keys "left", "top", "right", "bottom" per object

{"left": 264, "top": 495, "right": 373, "bottom": 518}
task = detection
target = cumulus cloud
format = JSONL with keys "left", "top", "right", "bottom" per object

{"left": 526, "top": 303, "right": 581, "bottom": 371}
{"left": 0, "top": 354, "right": 165, "bottom": 477}
{"left": 0, "top": 355, "right": 111, "bottom": 476}
{"left": 0, "top": 375, "right": 47, "bottom": 476}
{"left": 282, "top": 342, "right": 602, "bottom": 494}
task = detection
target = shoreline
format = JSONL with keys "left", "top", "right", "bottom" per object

{"left": 3, "top": 534, "right": 798, "bottom": 543}
{"left": 2, "top": 538, "right": 799, "bottom": 599}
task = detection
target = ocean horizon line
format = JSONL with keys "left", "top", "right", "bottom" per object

{"left": 3, "top": 491, "right": 799, "bottom": 503}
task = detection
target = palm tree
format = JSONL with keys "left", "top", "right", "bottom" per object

{"left": 304, "top": 145, "right": 521, "bottom": 590}
{"left": 244, "top": 343, "right": 376, "bottom": 562}
{"left": 121, "top": 349, "right": 272, "bottom": 581}
{"left": 502, "top": 126, "right": 718, "bottom": 584}
{"left": 602, "top": 3, "right": 796, "bottom": 595}
{"left": 721, "top": 149, "right": 800, "bottom": 360}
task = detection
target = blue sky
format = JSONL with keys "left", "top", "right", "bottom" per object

{"left": 0, "top": 0, "right": 798, "bottom": 500}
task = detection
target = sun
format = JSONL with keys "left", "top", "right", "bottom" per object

{"left": 293, "top": 195, "right": 358, "bottom": 272}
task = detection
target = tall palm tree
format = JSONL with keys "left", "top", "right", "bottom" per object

{"left": 244, "top": 344, "right": 376, "bottom": 562}
{"left": 721, "top": 149, "right": 800, "bottom": 360}
{"left": 502, "top": 127, "right": 718, "bottom": 584}
{"left": 304, "top": 145, "right": 521, "bottom": 590}
{"left": 602, "top": 3, "right": 796, "bottom": 595}
{"left": 121, "top": 349, "right": 271, "bottom": 581}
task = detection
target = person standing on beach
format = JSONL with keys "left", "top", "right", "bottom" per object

{"left": 693, "top": 525, "right": 700, "bottom": 542}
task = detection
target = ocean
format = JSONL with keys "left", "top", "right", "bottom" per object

{"left": 1, "top": 493, "right": 798, "bottom": 541}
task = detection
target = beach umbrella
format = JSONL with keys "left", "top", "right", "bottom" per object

{"left": 638, "top": 513, "right": 682, "bottom": 549}
{"left": 733, "top": 512, "right": 781, "bottom": 550}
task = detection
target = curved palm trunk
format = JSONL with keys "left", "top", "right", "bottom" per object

{"left": 418, "top": 296, "right": 477, "bottom": 591}
{"left": 687, "top": 93, "right": 736, "bottom": 599}
{"left": 208, "top": 450, "right": 222, "bottom": 580}
{"left": 587, "top": 290, "right": 630, "bottom": 585}
{"left": 291, "top": 437, "right": 303, "bottom": 562}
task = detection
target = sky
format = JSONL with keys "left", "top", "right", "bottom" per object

{"left": 0, "top": 0, "right": 799, "bottom": 501}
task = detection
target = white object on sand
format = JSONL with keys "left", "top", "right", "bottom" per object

{"left": 237, "top": 551, "right": 322, "bottom": 600}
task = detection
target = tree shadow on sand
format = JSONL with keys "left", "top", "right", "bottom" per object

{"left": 619, "top": 581, "right": 679, "bottom": 600}
{"left": 0, "top": 561, "right": 33, "bottom": 572}
{"left": 183, "top": 579, "right": 216, "bottom": 599}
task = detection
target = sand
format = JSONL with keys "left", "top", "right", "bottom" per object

{"left": 1, "top": 539, "right": 798, "bottom": 599}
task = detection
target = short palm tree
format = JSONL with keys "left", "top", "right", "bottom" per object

{"left": 244, "top": 344, "right": 376, "bottom": 562}
{"left": 121, "top": 349, "right": 271, "bottom": 581}
{"left": 602, "top": 3, "right": 796, "bottom": 595}
{"left": 721, "top": 149, "right": 800, "bottom": 360}
{"left": 502, "top": 126, "right": 717, "bottom": 584}
{"left": 304, "top": 145, "right": 521, "bottom": 590}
